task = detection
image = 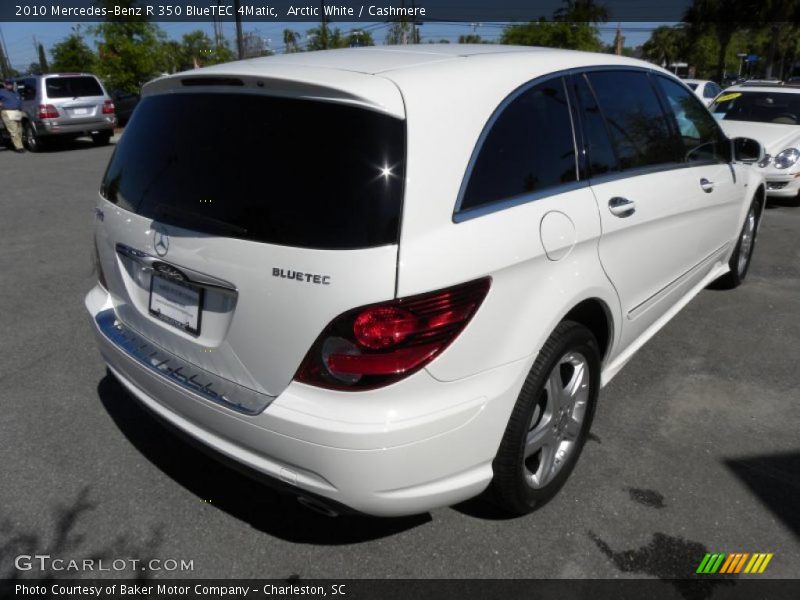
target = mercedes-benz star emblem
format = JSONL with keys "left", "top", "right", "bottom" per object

{"left": 154, "top": 229, "right": 170, "bottom": 257}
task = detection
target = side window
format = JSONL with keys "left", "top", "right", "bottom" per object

{"left": 18, "top": 79, "right": 35, "bottom": 101}
{"left": 571, "top": 73, "right": 618, "bottom": 176}
{"left": 586, "top": 71, "right": 682, "bottom": 171}
{"left": 459, "top": 77, "right": 577, "bottom": 212}
{"left": 655, "top": 76, "right": 728, "bottom": 163}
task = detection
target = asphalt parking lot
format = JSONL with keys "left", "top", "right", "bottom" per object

{"left": 1, "top": 140, "right": 798, "bottom": 585}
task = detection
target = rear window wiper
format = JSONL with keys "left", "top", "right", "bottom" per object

{"left": 152, "top": 204, "right": 249, "bottom": 236}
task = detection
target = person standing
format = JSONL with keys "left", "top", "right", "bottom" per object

{"left": 0, "top": 79, "right": 25, "bottom": 153}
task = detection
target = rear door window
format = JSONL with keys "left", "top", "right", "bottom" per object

{"left": 458, "top": 77, "right": 577, "bottom": 213}
{"left": 101, "top": 93, "right": 406, "bottom": 250}
{"left": 571, "top": 73, "right": 618, "bottom": 176}
{"left": 45, "top": 76, "right": 104, "bottom": 98}
{"left": 586, "top": 71, "right": 683, "bottom": 171}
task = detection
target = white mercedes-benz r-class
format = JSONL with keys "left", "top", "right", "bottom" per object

{"left": 86, "top": 45, "right": 766, "bottom": 517}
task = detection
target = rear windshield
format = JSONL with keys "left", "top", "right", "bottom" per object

{"left": 101, "top": 93, "right": 406, "bottom": 249}
{"left": 45, "top": 76, "right": 104, "bottom": 98}
{"left": 711, "top": 91, "right": 800, "bottom": 125}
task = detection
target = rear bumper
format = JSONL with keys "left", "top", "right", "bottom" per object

{"left": 85, "top": 285, "right": 527, "bottom": 516}
{"left": 35, "top": 117, "right": 115, "bottom": 137}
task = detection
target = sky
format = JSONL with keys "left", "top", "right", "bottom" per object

{"left": 0, "top": 20, "right": 670, "bottom": 71}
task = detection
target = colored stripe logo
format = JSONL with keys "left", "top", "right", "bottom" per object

{"left": 696, "top": 552, "right": 773, "bottom": 574}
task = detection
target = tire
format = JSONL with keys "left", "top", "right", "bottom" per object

{"left": 491, "top": 321, "right": 601, "bottom": 515}
{"left": 23, "top": 121, "right": 42, "bottom": 152}
{"left": 91, "top": 131, "right": 112, "bottom": 146}
{"left": 716, "top": 199, "right": 760, "bottom": 289}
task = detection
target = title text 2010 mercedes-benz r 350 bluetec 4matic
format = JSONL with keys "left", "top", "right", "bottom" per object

{"left": 87, "top": 46, "right": 766, "bottom": 517}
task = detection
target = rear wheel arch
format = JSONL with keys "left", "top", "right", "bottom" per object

{"left": 562, "top": 298, "right": 614, "bottom": 362}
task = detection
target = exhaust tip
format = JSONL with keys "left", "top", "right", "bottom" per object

{"left": 297, "top": 495, "right": 339, "bottom": 518}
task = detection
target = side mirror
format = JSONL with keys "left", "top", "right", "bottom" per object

{"left": 732, "top": 137, "right": 764, "bottom": 163}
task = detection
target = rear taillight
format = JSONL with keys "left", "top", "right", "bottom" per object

{"left": 38, "top": 104, "right": 58, "bottom": 119}
{"left": 93, "top": 239, "right": 107, "bottom": 290}
{"left": 294, "top": 277, "right": 491, "bottom": 390}
{"left": 102, "top": 100, "right": 115, "bottom": 115}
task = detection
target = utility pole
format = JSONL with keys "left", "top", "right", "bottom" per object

{"left": 320, "top": 1, "right": 329, "bottom": 49}
{"left": 212, "top": 0, "right": 222, "bottom": 54}
{"left": 233, "top": 0, "right": 244, "bottom": 59}
{"left": 0, "top": 25, "right": 11, "bottom": 77}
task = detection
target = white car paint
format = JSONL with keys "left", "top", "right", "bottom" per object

{"left": 86, "top": 45, "right": 765, "bottom": 516}
{"left": 683, "top": 78, "right": 722, "bottom": 107}
{"left": 713, "top": 85, "right": 800, "bottom": 199}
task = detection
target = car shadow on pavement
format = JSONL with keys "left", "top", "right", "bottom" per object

{"left": 96, "top": 374, "right": 431, "bottom": 544}
{"left": 34, "top": 138, "right": 116, "bottom": 153}
{"left": 723, "top": 452, "right": 800, "bottom": 538}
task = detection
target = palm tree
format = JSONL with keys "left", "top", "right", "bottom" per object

{"left": 642, "top": 26, "right": 685, "bottom": 69}
{"left": 283, "top": 29, "right": 300, "bottom": 53}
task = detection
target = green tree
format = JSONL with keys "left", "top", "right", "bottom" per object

{"left": 684, "top": 0, "right": 752, "bottom": 81}
{"left": 458, "top": 34, "right": 483, "bottom": 44}
{"left": 176, "top": 30, "right": 235, "bottom": 69}
{"left": 642, "top": 25, "right": 686, "bottom": 68}
{"left": 306, "top": 25, "right": 356, "bottom": 50}
{"left": 554, "top": 0, "right": 609, "bottom": 23}
{"left": 50, "top": 29, "right": 97, "bottom": 73}
{"left": 28, "top": 62, "right": 42, "bottom": 75}
{"left": 91, "top": 0, "right": 167, "bottom": 93}
{"left": 283, "top": 29, "right": 302, "bottom": 53}
{"left": 501, "top": 19, "right": 603, "bottom": 51}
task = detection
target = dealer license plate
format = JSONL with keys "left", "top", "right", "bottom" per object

{"left": 149, "top": 274, "right": 203, "bottom": 335}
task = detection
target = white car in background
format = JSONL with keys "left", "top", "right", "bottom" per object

{"left": 711, "top": 85, "right": 800, "bottom": 201}
{"left": 683, "top": 79, "right": 723, "bottom": 107}
{"left": 87, "top": 45, "right": 765, "bottom": 517}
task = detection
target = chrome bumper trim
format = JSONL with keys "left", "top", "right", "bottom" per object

{"left": 96, "top": 309, "right": 274, "bottom": 415}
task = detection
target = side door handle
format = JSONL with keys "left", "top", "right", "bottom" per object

{"left": 700, "top": 178, "right": 714, "bottom": 193}
{"left": 608, "top": 197, "right": 636, "bottom": 218}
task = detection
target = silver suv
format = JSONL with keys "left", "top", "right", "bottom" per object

{"left": 14, "top": 73, "right": 116, "bottom": 151}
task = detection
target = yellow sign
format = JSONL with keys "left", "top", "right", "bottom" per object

{"left": 715, "top": 92, "right": 742, "bottom": 103}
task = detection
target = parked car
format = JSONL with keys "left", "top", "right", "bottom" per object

{"left": 722, "top": 75, "right": 746, "bottom": 89}
{"left": 86, "top": 45, "right": 765, "bottom": 517}
{"left": 683, "top": 78, "right": 723, "bottom": 106}
{"left": 783, "top": 76, "right": 800, "bottom": 88}
{"left": 743, "top": 78, "right": 784, "bottom": 86}
{"left": 109, "top": 89, "right": 140, "bottom": 126}
{"left": 711, "top": 85, "right": 800, "bottom": 201}
{"left": 13, "top": 73, "right": 116, "bottom": 151}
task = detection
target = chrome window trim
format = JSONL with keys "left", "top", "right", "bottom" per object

{"left": 452, "top": 72, "right": 579, "bottom": 222}
{"left": 453, "top": 180, "right": 590, "bottom": 223}
{"left": 451, "top": 65, "right": 696, "bottom": 224}
{"left": 452, "top": 65, "right": 742, "bottom": 224}
{"left": 587, "top": 159, "right": 723, "bottom": 186}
